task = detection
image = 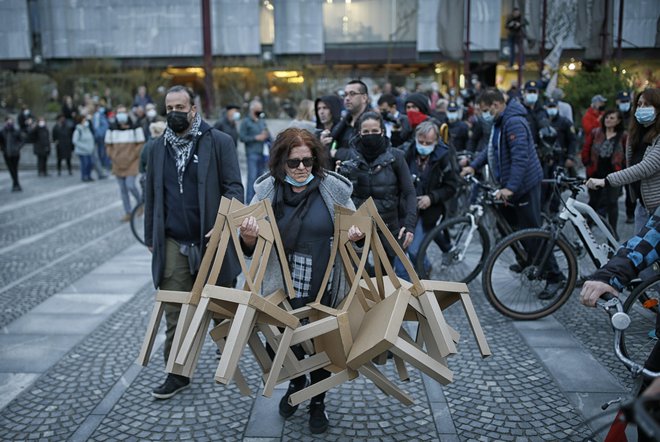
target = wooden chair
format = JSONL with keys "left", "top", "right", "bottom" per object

{"left": 174, "top": 198, "right": 307, "bottom": 388}
{"left": 137, "top": 198, "right": 235, "bottom": 378}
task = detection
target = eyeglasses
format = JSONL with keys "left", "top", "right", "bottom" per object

{"left": 344, "top": 91, "right": 365, "bottom": 98}
{"left": 286, "top": 157, "right": 315, "bottom": 168}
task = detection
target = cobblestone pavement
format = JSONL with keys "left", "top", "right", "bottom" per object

{"left": 0, "top": 156, "right": 646, "bottom": 441}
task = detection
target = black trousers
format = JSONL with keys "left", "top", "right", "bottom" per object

{"left": 3, "top": 154, "right": 20, "bottom": 187}
{"left": 588, "top": 187, "right": 620, "bottom": 237}
{"left": 36, "top": 154, "right": 48, "bottom": 175}
{"left": 57, "top": 156, "right": 72, "bottom": 174}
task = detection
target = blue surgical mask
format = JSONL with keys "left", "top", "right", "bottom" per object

{"left": 447, "top": 112, "right": 459, "bottom": 122}
{"left": 415, "top": 141, "right": 434, "bottom": 156}
{"left": 525, "top": 93, "right": 538, "bottom": 104}
{"left": 116, "top": 112, "right": 128, "bottom": 124}
{"left": 481, "top": 111, "right": 494, "bottom": 123}
{"left": 284, "top": 173, "right": 315, "bottom": 187}
{"left": 547, "top": 108, "right": 558, "bottom": 117}
{"left": 635, "top": 107, "right": 656, "bottom": 125}
{"left": 232, "top": 112, "right": 241, "bottom": 121}
{"left": 618, "top": 102, "right": 630, "bottom": 113}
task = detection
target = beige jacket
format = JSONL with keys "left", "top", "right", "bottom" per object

{"left": 105, "top": 128, "right": 145, "bottom": 177}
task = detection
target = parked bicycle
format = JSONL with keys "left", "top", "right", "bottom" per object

{"left": 481, "top": 170, "right": 620, "bottom": 320}
{"left": 130, "top": 173, "right": 146, "bottom": 246}
{"left": 416, "top": 174, "right": 515, "bottom": 283}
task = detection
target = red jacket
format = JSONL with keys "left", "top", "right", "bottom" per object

{"left": 581, "top": 127, "right": 626, "bottom": 178}
{"left": 581, "top": 107, "right": 602, "bottom": 142}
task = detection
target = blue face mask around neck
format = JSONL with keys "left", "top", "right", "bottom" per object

{"left": 284, "top": 173, "right": 315, "bottom": 187}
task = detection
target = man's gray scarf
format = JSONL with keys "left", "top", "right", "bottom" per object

{"left": 164, "top": 113, "right": 202, "bottom": 193}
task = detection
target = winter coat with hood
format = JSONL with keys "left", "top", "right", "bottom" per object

{"left": 314, "top": 95, "right": 344, "bottom": 132}
{"left": 470, "top": 100, "right": 543, "bottom": 200}
{"left": 337, "top": 136, "right": 417, "bottom": 235}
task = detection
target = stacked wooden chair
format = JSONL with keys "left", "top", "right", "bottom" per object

{"left": 138, "top": 196, "right": 491, "bottom": 406}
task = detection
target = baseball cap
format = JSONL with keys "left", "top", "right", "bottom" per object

{"left": 447, "top": 101, "right": 459, "bottom": 112}
{"left": 616, "top": 91, "right": 631, "bottom": 102}
{"left": 591, "top": 94, "right": 607, "bottom": 104}
{"left": 524, "top": 80, "right": 539, "bottom": 92}
{"left": 545, "top": 98, "right": 558, "bottom": 107}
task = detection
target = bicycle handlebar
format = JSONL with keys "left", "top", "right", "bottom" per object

{"left": 596, "top": 294, "right": 660, "bottom": 379}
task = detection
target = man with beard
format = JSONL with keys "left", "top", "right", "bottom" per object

{"left": 144, "top": 85, "right": 243, "bottom": 399}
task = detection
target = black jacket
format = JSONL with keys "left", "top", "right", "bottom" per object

{"left": 403, "top": 141, "right": 460, "bottom": 230}
{"left": 337, "top": 140, "right": 416, "bottom": 234}
{"left": 0, "top": 125, "right": 24, "bottom": 157}
{"left": 448, "top": 120, "right": 469, "bottom": 151}
{"left": 549, "top": 114, "right": 577, "bottom": 162}
{"left": 214, "top": 116, "right": 239, "bottom": 146}
{"left": 145, "top": 120, "right": 244, "bottom": 288}
{"left": 52, "top": 122, "right": 74, "bottom": 157}
{"left": 29, "top": 126, "right": 51, "bottom": 155}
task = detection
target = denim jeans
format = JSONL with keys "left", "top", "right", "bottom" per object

{"left": 394, "top": 220, "right": 428, "bottom": 282}
{"left": 117, "top": 175, "right": 141, "bottom": 215}
{"left": 78, "top": 154, "right": 93, "bottom": 180}
{"left": 246, "top": 151, "right": 266, "bottom": 203}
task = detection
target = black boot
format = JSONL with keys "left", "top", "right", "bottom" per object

{"left": 308, "top": 397, "right": 329, "bottom": 434}
{"left": 151, "top": 373, "right": 190, "bottom": 399}
{"left": 279, "top": 376, "right": 308, "bottom": 418}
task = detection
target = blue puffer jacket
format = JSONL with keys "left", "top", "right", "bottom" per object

{"left": 471, "top": 100, "right": 542, "bottom": 200}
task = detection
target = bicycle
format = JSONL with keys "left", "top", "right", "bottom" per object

{"left": 130, "top": 173, "right": 147, "bottom": 246}
{"left": 481, "top": 170, "right": 620, "bottom": 320}
{"left": 592, "top": 293, "right": 660, "bottom": 441}
{"left": 130, "top": 202, "right": 146, "bottom": 246}
{"left": 416, "top": 174, "right": 515, "bottom": 283}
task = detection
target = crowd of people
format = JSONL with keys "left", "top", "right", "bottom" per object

{"left": 2, "top": 77, "right": 660, "bottom": 435}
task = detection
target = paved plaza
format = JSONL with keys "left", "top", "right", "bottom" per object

{"left": 0, "top": 138, "right": 644, "bottom": 441}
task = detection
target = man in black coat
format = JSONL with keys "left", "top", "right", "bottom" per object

{"left": 213, "top": 104, "right": 240, "bottom": 146}
{"left": 144, "top": 85, "right": 244, "bottom": 399}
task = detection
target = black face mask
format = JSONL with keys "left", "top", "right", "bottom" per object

{"left": 359, "top": 134, "right": 387, "bottom": 162}
{"left": 167, "top": 110, "right": 191, "bottom": 133}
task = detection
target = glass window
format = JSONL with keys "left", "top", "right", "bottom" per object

{"left": 323, "top": 0, "right": 417, "bottom": 44}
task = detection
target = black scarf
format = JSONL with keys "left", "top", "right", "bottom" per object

{"left": 273, "top": 178, "right": 322, "bottom": 254}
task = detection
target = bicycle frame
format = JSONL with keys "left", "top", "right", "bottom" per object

{"left": 558, "top": 196, "right": 619, "bottom": 268}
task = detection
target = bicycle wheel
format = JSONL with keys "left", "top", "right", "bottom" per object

{"left": 482, "top": 228, "right": 578, "bottom": 320}
{"left": 622, "top": 274, "right": 660, "bottom": 370}
{"left": 416, "top": 215, "right": 490, "bottom": 283}
{"left": 130, "top": 203, "right": 146, "bottom": 246}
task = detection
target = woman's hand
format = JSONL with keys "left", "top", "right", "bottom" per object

{"left": 417, "top": 195, "right": 431, "bottom": 210}
{"left": 348, "top": 225, "right": 365, "bottom": 242}
{"left": 399, "top": 227, "right": 414, "bottom": 249}
{"left": 239, "top": 216, "right": 259, "bottom": 248}
{"left": 585, "top": 178, "right": 605, "bottom": 189}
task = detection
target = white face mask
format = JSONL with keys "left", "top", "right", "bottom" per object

{"left": 146, "top": 109, "right": 157, "bottom": 119}
{"left": 525, "top": 93, "right": 538, "bottom": 104}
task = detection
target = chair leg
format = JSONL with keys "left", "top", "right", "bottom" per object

{"left": 288, "top": 369, "right": 353, "bottom": 406}
{"left": 262, "top": 326, "right": 294, "bottom": 397}
{"left": 391, "top": 337, "right": 453, "bottom": 385}
{"left": 174, "top": 298, "right": 210, "bottom": 366}
{"left": 215, "top": 336, "right": 253, "bottom": 396}
{"left": 137, "top": 301, "right": 165, "bottom": 366}
{"left": 359, "top": 362, "right": 414, "bottom": 405}
{"left": 215, "top": 304, "right": 257, "bottom": 384}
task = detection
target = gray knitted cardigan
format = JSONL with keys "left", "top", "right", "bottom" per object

{"left": 607, "top": 134, "right": 660, "bottom": 211}
{"left": 249, "top": 171, "right": 356, "bottom": 307}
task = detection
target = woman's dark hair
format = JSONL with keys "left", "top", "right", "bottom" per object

{"left": 629, "top": 88, "right": 660, "bottom": 154}
{"left": 600, "top": 109, "right": 625, "bottom": 134}
{"left": 269, "top": 128, "right": 328, "bottom": 182}
{"left": 355, "top": 111, "right": 385, "bottom": 133}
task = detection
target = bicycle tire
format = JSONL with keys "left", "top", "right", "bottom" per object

{"left": 416, "top": 215, "right": 490, "bottom": 283}
{"left": 130, "top": 203, "right": 146, "bottom": 246}
{"left": 482, "top": 228, "right": 578, "bottom": 320}
{"left": 621, "top": 274, "right": 660, "bottom": 370}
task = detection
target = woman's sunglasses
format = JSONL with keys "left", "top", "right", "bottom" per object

{"left": 286, "top": 157, "right": 315, "bottom": 168}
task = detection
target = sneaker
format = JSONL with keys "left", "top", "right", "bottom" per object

{"left": 151, "top": 373, "right": 190, "bottom": 399}
{"left": 279, "top": 377, "right": 309, "bottom": 418}
{"left": 11, "top": 185, "right": 22, "bottom": 192}
{"left": 509, "top": 263, "right": 524, "bottom": 273}
{"left": 308, "top": 399, "right": 329, "bottom": 434}
{"left": 538, "top": 278, "right": 566, "bottom": 300}
{"left": 120, "top": 213, "right": 131, "bottom": 222}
